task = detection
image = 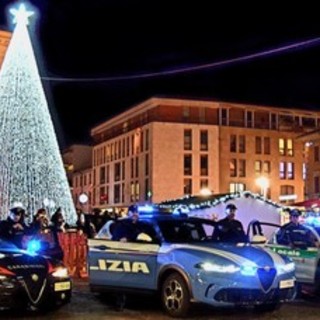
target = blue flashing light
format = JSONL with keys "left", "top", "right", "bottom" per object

{"left": 26, "top": 240, "right": 41, "bottom": 254}
{"left": 138, "top": 205, "right": 154, "bottom": 214}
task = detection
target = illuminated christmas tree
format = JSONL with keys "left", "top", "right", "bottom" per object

{"left": 0, "top": 3, "right": 76, "bottom": 223}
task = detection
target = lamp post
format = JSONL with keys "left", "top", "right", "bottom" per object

{"left": 255, "top": 177, "right": 270, "bottom": 198}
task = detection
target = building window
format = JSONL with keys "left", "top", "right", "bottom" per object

{"left": 230, "top": 183, "right": 245, "bottom": 193}
{"left": 184, "top": 155, "right": 192, "bottom": 175}
{"left": 255, "top": 160, "right": 262, "bottom": 176}
{"left": 263, "top": 161, "right": 271, "bottom": 176}
{"left": 200, "top": 155, "right": 208, "bottom": 176}
{"left": 200, "top": 179, "right": 208, "bottom": 189}
{"left": 184, "top": 178, "right": 192, "bottom": 195}
{"left": 287, "top": 162, "right": 294, "bottom": 180}
{"left": 264, "top": 137, "right": 270, "bottom": 155}
{"left": 239, "top": 159, "right": 246, "bottom": 177}
{"left": 246, "top": 111, "right": 253, "bottom": 128}
{"left": 279, "top": 162, "right": 295, "bottom": 179}
{"left": 280, "top": 185, "right": 294, "bottom": 196}
{"left": 239, "top": 135, "right": 246, "bottom": 153}
{"left": 135, "top": 156, "right": 139, "bottom": 178}
{"left": 145, "top": 129, "right": 149, "bottom": 151}
{"left": 279, "top": 138, "right": 294, "bottom": 156}
{"left": 122, "top": 161, "right": 125, "bottom": 180}
{"left": 145, "top": 178, "right": 150, "bottom": 201}
{"left": 130, "top": 158, "right": 134, "bottom": 179}
{"left": 279, "top": 162, "right": 286, "bottom": 179}
{"left": 255, "top": 137, "right": 262, "bottom": 154}
{"left": 114, "top": 184, "right": 120, "bottom": 204}
{"left": 287, "top": 139, "right": 293, "bottom": 156}
{"left": 183, "top": 106, "right": 190, "bottom": 119}
{"left": 114, "top": 163, "right": 121, "bottom": 182}
{"left": 220, "top": 108, "right": 228, "bottom": 125}
{"left": 99, "top": 166, "right": 106, "bottom": 184}
{"left": 200, "top": 130, "right": 208, "bottom": 151}
{"left": 99, "top": 186, "right": 107, "bottom": 205}
{"left": 279, "top": 138, "right": 285, "bottom": 156}
{"left": 230, "top": 135, "right": 237, "bottom": 152}
{"left": 230, "top": 159, "right": 237, "bottom": 177}
{"left": 184, "top": 129, "right": 192, "bottom": 150}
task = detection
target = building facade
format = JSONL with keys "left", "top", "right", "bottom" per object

{"left": 0, "top": 30, "right": 11, "bottom": 67}
{"left": 297, "top": 130, "right": 320, "bottom": 200}
{"left": 90, "top": 97, "right": 320, "bottom": 209}
{"left": 62, "top": 144, "right": 93, "bottom": 211}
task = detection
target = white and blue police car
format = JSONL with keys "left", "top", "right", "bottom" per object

{"left": 88, "top": 210, "right": 296, "bottom": 317}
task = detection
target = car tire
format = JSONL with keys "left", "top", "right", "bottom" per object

{"left": 161, "top": 272, "right": 190, "bottom": 318}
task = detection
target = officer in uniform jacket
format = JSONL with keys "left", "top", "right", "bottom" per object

{"left": 212, "top": 203, "right": 247, "bottom": 243}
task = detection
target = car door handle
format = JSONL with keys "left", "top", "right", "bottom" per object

{"left": 94, "top": 245, "right": 109, "bottom": 251}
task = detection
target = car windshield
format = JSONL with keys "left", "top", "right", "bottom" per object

{"left": 158, "top": 219, "right": 214, "bottom": 243}
{"left": 0, "top": 238, "right": 20, "bottom": 250}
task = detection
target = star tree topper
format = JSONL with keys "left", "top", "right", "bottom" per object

{"left": 10, "top": 3, "right": 34, "bottom": 25}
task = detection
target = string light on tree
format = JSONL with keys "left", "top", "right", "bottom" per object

{"left": 0, "top": 2, "right": 76, "bottom": 223}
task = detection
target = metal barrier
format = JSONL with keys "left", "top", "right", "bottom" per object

{"left": 58, "top": 231, "right": 88, "bottom": 278}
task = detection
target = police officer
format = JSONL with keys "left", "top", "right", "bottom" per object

{"left": 212, "top": 203, "right": 247, "bottom": 243}
{"left": 0, "top": 207, "right": 28, "bottom": 248}
{"left": 277, "top": 209, "right": 318, "bottom": 247}
{"left": 112, "top": 205, "right": 141, "bottom": 242}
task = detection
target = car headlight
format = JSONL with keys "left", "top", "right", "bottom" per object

{"left": 51, "top": 267, "right": 69, "bottom": 278}
{"left": 196, "top": 262, "right": 240, "bottom": 273}
{"left": 278, "top": 262, "right": 295, "bottom": 274}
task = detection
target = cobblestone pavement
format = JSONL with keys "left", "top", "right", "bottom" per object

{"left": 1, "top": 278, "right": 320, "bottom": 320}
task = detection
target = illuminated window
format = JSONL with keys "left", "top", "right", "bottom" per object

{"left": 255, "top": 160, "right": 262, "bottom": 176}
{"left": 230, "top": 159, "right": 237, "bottom": 177}
{"left": 229, "top": 183, "right": 245, "bottom": 193}
{"left": 279, "top": 138, "right": 285, "bottom": 156}
{"left": 279, "top": 162, "right": 285, "bottom": 179}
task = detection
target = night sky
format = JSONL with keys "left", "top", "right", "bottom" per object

{"left": 0, "top": 0, "right": 320, "bottom": 147}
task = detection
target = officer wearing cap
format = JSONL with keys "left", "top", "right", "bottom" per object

{"left": 277, "top": 209, "right": 318, "bottom": 247}
{"left": 212, "top": 203, "right": 247, "bottom": 243}
{"left": 0, "top": 207, "right": 29, "bottom": 248}
{"left": 112, "top": 205, "right": 141, "bottom": 242}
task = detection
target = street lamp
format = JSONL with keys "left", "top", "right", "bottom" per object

{"left": 255, "top": 176, "right": 270, "bottom": 198}
{"left": 199, "top": 188, "right": 212, "bottom": 196}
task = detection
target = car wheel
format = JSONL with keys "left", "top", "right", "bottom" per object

{"left": 161, "top": 272, "right": 190, "bottom": 318}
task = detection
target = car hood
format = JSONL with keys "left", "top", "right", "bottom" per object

{"left": 161, "top": 242, "right": 285, "bottom": 267}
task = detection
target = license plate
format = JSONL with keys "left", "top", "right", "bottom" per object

{"left": 279, "top": 279, "right": 295, "bottom": 289}
{"left": 54, "top": 281, "right": 71, "bottom": 291}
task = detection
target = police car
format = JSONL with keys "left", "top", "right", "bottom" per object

{"left": 88, "top": 211, "right": 296, "bottom": 317}
{"left": 0, "top": 233, "right": 72, "bottom": 310}
{"left": 249, "top": 219, "right": 320, "bottom": 293}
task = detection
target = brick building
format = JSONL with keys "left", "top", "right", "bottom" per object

{"left": 90, "top": 97, "right": 320, "bottom": 209}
